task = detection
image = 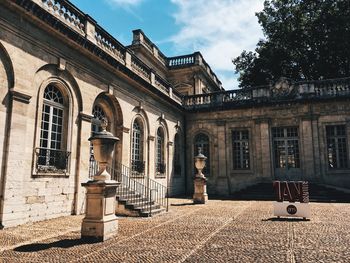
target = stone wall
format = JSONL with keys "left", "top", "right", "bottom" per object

{"left": 0, "top": 3, "right": 185, "bottom": 227}
{"left": 185, "top": 100, "right": 350, "bottom": 195}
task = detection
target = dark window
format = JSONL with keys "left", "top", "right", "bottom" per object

{"left": 232, "top": 130, "right": 250, "bottom": 169}
{"left": 326, "top": 125, "right": 348, "bottom": 169}
{"left": 156, "top": 128, "right": 166, "bottom": 174}
{"left": 272, "top": 127, "right": 300, "bottom": 168}
{"left": 173, "top": 133, "right": 181, "bottom": 176}
{"left": 131, "top": 119, "right": 144, "bottom": 173}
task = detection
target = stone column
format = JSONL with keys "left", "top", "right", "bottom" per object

{"left": 1, "top": 90, "right": 31, "bottom": 227}
{"left": 301, "top": 116, "right": 316, "bottom": 180}
{"left": 258, "top": 118, "right": 272, "bottom": 179}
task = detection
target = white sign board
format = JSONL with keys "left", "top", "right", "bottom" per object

{"left": 273, "top": 201, "right": 310, "bottom": 219}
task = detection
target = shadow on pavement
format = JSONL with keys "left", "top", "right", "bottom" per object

{"left": 14, "top": 238, "right": 98, "bottom": 252}
{"left": 171, "top": 202, "right": 195, "bottom": 206}
{"left": 262, "top": 217, "right": 310, "bottom": 222}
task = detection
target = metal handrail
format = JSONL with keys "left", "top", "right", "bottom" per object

{"left": 89, "top": 160, "right": 168, "bottom": 215}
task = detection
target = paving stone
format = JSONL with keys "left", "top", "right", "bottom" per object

{"left": 0, "top": 199, "right": 349, "bottom": 263}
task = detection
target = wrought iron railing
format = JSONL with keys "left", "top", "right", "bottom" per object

{"left": 89, "top": 160, "right": 168, "bottom": 215}
{"left": 35, "top": 147, "right": 70, "bottom": 174}
{"left": 156, "top": 163, "right": 166, "bottom": 174}
{"left": 131, "top": 160, "right": 145, "bottom": 175}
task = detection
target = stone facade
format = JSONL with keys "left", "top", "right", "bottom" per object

{"left": 0, "top": 0, "right": 350, "bottom": 228}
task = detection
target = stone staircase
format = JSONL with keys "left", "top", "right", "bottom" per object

{"left": 231, "top": 182, "right": 350, "bottom": 203}
{"left": 115, "top": 186, "right": 166, "bottom": 217}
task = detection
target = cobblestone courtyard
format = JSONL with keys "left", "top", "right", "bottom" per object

{"left": 1, "top": 199, "right": 349, "bottom": 262}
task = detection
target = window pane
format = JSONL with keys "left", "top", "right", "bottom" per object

{"left": 232, "top": 130, "right": 250, "bottom": 169}
{"left": 326, "top": 125, "right": 348, "bottom": 169}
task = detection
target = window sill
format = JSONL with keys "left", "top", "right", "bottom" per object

{"left": 32, "top": 172, "right": 70, "bottom": 178}
{"left": 155, "top": 173, "right": 166, "bottom": 179}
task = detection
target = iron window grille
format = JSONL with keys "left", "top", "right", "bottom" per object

{"left": 35, "top": 147, "right": 70, "bottom": 174}
{"left": 156, "top": 163, "right": 166, "bottom": 174}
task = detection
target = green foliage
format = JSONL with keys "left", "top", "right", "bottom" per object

{"left": 233, "top": 0, "right": 350, "bottom": 88}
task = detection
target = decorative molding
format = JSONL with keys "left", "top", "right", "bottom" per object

{"left": 135, "top": 101, "right": 143, "bottom": 112}
{"left": 254, "top": 117, "right": 271, "bottom": 124}
{"left": 80, "top": 112, "right": 94, "bottom": 122}
{"left": 300, "top": 114, "right": 319, "bottom": 121}
{"left": 58, "top": 58, "right": 66, "bottom": 71}
{"left": 122, "top": 126, "right": 130, "bottom": 133}
{"left": 148, "top": 135, "right": 155, "bottom": 141}
{"left": 168, "top": 141, "right": 173, "bottom": 146}
{"left": 216, "top": 120, "right": 226, "bottom": 126}
{"left": 108, "top": 84, "right": 114, "bottom": 95}
{"left": 10, "top": 89, "right": 31, "bottom": 104}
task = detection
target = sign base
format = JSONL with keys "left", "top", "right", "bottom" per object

{"left": 273, "top": 201, "right": 310, "bottom": 219}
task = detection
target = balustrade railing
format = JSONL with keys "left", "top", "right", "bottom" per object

{"left": 155, "top": 74, "right": 170, "bottom": 94}
{"left": 168, "top": 54, "right": 195, "bottom": 67}
{"left": 131, "top": 56, "right": 151, "bottom": 81}
{"left": 312, "top": 78, "right": 350, "bottom": 97}
{"left": 184, "top": 78, "right": 350, "bottom": 109}
{"left": 95, "top": 25, "right": 126, "bottom": 63}
{"left": 40, "top": 0, "right": 85, "bottom": 34}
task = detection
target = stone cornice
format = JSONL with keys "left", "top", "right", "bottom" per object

{"left": 10, "top": 89, "right": 31, "bottom": 104}
{"left": 79, "top": 112, "right": 94, "bottom": 122}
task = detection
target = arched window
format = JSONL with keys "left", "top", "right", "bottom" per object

{"left": 131, "top": 119, "right": 145, "bottom": 174}
{"left": 194, "top": 133, "right": 210, "bottom": 176}
{"left": 173, "top": 133, "right": 181, "bottom": 176}
{"left": 156, "top": 127, "right": 166, "bottom": 175}
{"left": 91, "top": 105, "right": 107, "bottom": 133}
{"left": 37, "top": 84, "right": 69, "bottom": 173}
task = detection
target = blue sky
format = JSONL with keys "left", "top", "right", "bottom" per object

{"left": 70, "top": 0, "right": 265, "bottom": 90}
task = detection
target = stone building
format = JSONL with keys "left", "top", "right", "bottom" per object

{"left": 0, "top": 0, "right": 349, "bottom": 228}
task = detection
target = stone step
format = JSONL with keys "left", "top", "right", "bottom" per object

{"left": 231, "top": 182, "right": 350, "bottom": 202}
{"left": 139, "top": 207, "right": 166, "bottom": 217}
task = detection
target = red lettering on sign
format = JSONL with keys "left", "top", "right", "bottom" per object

{"left": 273, "top": 181, "right": 309, "bottom": 203}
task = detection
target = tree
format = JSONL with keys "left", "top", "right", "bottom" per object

{"left": 233, "top": 0, "right": 350, "bottom": 88}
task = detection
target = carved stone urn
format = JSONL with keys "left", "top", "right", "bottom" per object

{"left": 193, "top": 148, "right": 208, "bottom": 204}
{"left": 88, "top": 120, "right": 119, "bottom": 181}
{"left": 81, "top": 119, "right": 120, "bottom": 242}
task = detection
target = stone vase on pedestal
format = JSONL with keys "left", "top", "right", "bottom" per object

{"left": 81, "top": 120, "right": 120, "bottom": 242}
{"left": 193, "top": 148, "right": 208, "bottom": 204}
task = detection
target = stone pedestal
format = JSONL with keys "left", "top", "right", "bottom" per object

{"left": 81, "top": 180, "right": 120, "bottom": 241}
{"left": 193, "top": 177, "right": 208, "bottom": 204}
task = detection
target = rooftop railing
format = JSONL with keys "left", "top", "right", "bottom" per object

{"left": 39, "top": 0, "right": 85, "bottom": 34}
{"left": 183, "top": 78, "right": 350, "bottom": 110}
{"left": 94, "top": 24, "right": 126, "bottom": 63}
{"left": 24, "top": 0, "right": 181, "bottom": 104}
{"left": 167, "top": 52, "right": 222, "bottom": 90}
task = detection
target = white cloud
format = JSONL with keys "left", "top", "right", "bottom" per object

{"left": 109, "top": 0, "right": 144, "bottom": 6}
{"left": 170, "top": 0, "right": 264, "bottom": 89}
